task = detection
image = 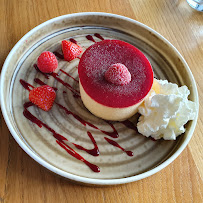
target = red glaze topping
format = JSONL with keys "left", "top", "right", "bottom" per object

{"left": 78, "top": 40, "right": 154, "bottom": 108}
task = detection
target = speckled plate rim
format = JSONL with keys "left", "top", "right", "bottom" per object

{"left": 0, "top": 12, "right": 199, "bottom": 185}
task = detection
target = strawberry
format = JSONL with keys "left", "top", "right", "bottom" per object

{"left": 62, "top": 40, "right": 82, "bottom": 61}
{"left": 37, "top": 51, "right": 58, "bottom": 73}
{"left": 29, "top": 85, "right": 56, "bottom": 111}
{"left": 105, "top": 63, "right": 131, "bottom": 86}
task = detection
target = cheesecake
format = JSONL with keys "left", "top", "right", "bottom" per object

{"left": 78, "top": 39, "right": 154, "bottom": 121}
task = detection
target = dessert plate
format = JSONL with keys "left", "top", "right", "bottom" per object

{"left": 0, "top": 13, "right": 198, "bottom": 185}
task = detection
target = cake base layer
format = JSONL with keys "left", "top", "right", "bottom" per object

{"left": 80, "top": 82, "right": 144, "bottom": 121}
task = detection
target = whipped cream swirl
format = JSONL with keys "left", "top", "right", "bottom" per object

{"left": 137, "top": 79, "right": 197, "bottom": 140}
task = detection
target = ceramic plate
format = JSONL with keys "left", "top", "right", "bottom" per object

{"left": 0, "top": 13, "right": 198, "bottom": 185}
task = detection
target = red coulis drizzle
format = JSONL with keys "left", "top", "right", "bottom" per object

{"left": 63, "top": 91, "right": 80, "bottom": 99}
{"left": 23, "top": 101, "right": 100, "bottom": 172}
{"left": 73, "top": 131, "right": 99, "bottom": 156}
{"left": 23, "top": 102, "right": 42, "bottom": 127}
{"left": 34, "top": 64, "right": 80, "bottom": 97}
{"left": 54, "top": 51, "right": 80, "bottom": 60}
{"left": 150, "top": 137, "right": 157, "bottom": 142}
{"left": 60, "top": 69, "right": 79, "bottom": 83}
{"left": 53, "top": 51, "right": 64, "bottom": 60}
{"left": 34, "top": 78, "right": 58, "bottom": 91}
{"left": 86, "top": 35, "right": 96, "bottom": 42}
{"left": 104, "top": 137, "right": 133, "bottom": 156}
{"left": 24, "top": 101, "right": 34, "bottom": 108}
{"left": 34, "top": 64, "right": 49, "bottom": 79}
{"left": 94, "top": 33, "right": 104, "bottom": 40}
{"left": 24, "top": 102, "right": 99, "bottom": 156}
{"left": 56, "top": 141, "right": 99, "bottom": 172}
{"left": 20, "top": 79, "right": 33, "bottom": 91}
{"left": 73, "top": 94, "right": 81, "bottom": 99}
{"left": 121, "top": 119, "right": 156, "bottom": 141}
{"left": 50, "top": 72, "right": 79, "bottom": 94}
{"left": 120, "top": 120, "right": 138, "bottom": 133}
{"left": 56, "top": 102, "right": 119, "bottom": 138}
{"left": 50, "top": 72, "right": 80, "bottom": 95}
{"left": 69, "top": 38, "right": 78, "bottom": 44}
{"left": 34, "top": 78, "right": 46, "bottom": 86}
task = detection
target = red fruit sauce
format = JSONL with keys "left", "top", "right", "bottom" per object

{"left": 94, "top": 33, "right": 104, "bottom": 40}
{"left": 23, "top": 101, "right": 100, "bottom": 172}
{"left": 104, "top": 137, "right": 133, "bottom": 156}
{"left": 53, "top": 51, "right": 64, "bottom": 60}
{"left": 86, "top": 35, "right": 96, "bottom": 42}
{"left": 69, "top": 38, "right": 78, "bottom": 44}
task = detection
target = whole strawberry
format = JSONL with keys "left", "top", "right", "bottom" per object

{"left": 29, "top": 85, "right": 56, "bottom": 111}
{"left": 105, "top": 63, "right": 131, "bottom": 86}
{"left": 62, "top": 40, "right": 82, "bottom": 61}
{"left": 37, "top": 51, "right": 58, "bottom": 73}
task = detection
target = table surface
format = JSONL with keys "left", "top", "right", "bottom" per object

{"left": 0, "top": 0, "right": 203, "bottom": 202}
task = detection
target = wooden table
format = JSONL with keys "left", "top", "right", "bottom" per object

{"left": 0, "top": 0, "right": 202, "bottom": 202}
